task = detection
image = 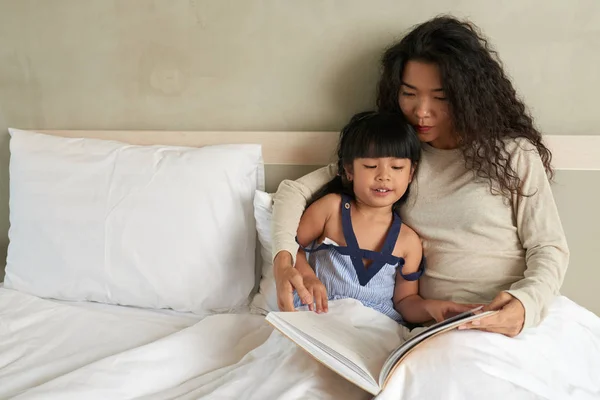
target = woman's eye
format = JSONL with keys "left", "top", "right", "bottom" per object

{"left": 434, "top": 96, "right": 447, "bottom": 101}
{"left": 401, "top": 92, "right": 416, "bottom": 97}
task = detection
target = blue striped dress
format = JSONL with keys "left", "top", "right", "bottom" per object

{"left": 293, "top": 194, "right": 424, "bottom": 324}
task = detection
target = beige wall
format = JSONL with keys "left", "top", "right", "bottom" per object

{"left": 0, "top": 1, "right": 599, "bottom": 314}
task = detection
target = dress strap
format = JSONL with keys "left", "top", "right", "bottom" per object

{"left": 340, "top": 194, "right": 404, "bottom": 285}
{"left": 340, "top": 193, "right": 359, "bottom": 249}
{"left": 295, "top": 237, "right": 331, "bottom": 254}
{"left": 296, "top": 194, "right": 425, "bottom": 284}
{"left": 398, "top": 256, "right": 426, "bottom": 281}
{"left": 340, "top": 193, "right": 402, "bottom": 260}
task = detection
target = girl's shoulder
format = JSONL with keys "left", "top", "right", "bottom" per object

{"left": 393, "top": 221, "right": 422, "bottom": 258}
{"left": 307, "top": 193, "right": 343, "bottom": 214}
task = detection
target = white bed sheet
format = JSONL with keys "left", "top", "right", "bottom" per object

{"left": 8, "top": 309, "right": 363, "bottom": 400}
{"left": 0, "top": 287, "right": 208, "bottom": 399}
{"left": 5, "top": 293, "right": 600, "bottom": 400}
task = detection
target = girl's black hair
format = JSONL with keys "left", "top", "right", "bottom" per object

{"left": 310, "top": 111, "right": 421, "bottom": 210}
{"left": 377, "top": 15, "right": 552, "bottom": 198}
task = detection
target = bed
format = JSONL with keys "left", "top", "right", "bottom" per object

{"left": 1, "top": 128, "right": 599, "bottom": 400}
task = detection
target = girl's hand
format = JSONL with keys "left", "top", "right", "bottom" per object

{"left": 273, "top": 252, "right": 313, "bottom": 311}
{"left": 303, "top": 276, "right": 328, "bottom": 313}
{"left": 458, "top": 292, "right": 525, "bottom": 337}
{"left": 424, "top": 299, "right": 479, "bottom": 323}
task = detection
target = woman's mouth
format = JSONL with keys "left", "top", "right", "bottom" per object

{"left": 416, "top": 125, "right": 433, "bottom": 133}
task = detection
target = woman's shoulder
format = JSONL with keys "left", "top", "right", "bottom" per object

{"left": 502, "top": 136, "right": 541, "bottom": 157}
{"left": 500, "top": 136, "right": 547, "bottom": 173}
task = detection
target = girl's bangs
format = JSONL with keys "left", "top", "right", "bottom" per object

{"left": 348, "top": 124, "right": 419, "bottom": 161}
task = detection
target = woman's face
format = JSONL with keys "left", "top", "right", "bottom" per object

{"left": 398, "top": 61, "right": 457, "bottom": 149}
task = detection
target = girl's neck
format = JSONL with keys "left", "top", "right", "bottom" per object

{"left": 352, "top": 199, "right": 394, "bottom": 221}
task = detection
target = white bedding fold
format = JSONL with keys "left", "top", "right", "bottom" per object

{"left": 0, "top": 288, "right": 202, "bottom": 399}
{"left": 11, "top": 313, "right": 365, "bottom": 400}
{"left": 379, "top": 296, "right": 600, "bottom": 400}
{"left": 3, "top": 291, "right": 600, "bottom": 400}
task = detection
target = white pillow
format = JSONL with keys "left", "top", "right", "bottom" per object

{"left": 250, "top": 190, "right": 280, "bottom": 313}
{"left": 5, "top": 128, "right": 264, "bottom": 314}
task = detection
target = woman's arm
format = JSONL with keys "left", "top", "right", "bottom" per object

{"left": 272, "top": 163, "right": 337, "bottom": 264}
{"left": 272, "top": 163, "right": 337, "bottom": 311}
{"left": 506, "top": 140, "right": 569, "bottom": 328}
{"left": 464, "top": 139, "right": 569, "bottom": 335}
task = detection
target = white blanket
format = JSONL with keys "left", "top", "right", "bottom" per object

{"left": 5, "top": 291, "right": 600, "bottom": 400}
{"left": 0, "top": 287, "right": 203, "bottom": 399}
{"left": 380, "top": 296, "right": 600, "bottom": 400}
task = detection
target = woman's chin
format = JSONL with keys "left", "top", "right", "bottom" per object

{"left": 417, "top": 131, "right": 437, "bottom": 143}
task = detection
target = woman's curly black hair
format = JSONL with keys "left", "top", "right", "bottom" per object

{"left": 377, "top": 15, "right": 553, "bottom": 197}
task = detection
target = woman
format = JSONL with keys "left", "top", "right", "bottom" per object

{"left": 271, "top": 15, "right": 569, "bottom": 338}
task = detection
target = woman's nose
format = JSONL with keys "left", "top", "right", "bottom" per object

{"left": 415, "top": 98, "right": 431, "bottom": 119}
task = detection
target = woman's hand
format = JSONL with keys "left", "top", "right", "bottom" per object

{"left": 458, "top": 292, "right": 525, "bottom": 337}
{"left": 303, "top": 275, "right": 328, "bottom": 313}
{"left": 424, "top": 299, "right": 479, "bottom": 323}
{"left": 273, "top": 251, "right": 312, "bottom": 311}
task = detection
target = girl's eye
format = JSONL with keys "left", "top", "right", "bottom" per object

{"left": 392, "top": 166, "right": 404, "bottom": 170}
{"left": 363, "top": 165, "right": 376, "bottom": 169}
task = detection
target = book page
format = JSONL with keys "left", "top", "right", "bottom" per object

{"left": 378, "top": 309, "right": 498, "bottom": 387}
{"left": 293, "top": 318, "right": 377, "bottom": 363}
{"left": 267, "top": 303, "right": 403, "bottom": 391}
{"left": 268, "top": 316, "right": 379, "bottom": 394}
{"left": 270, "top": 313, "right": 389, "bottom": 378}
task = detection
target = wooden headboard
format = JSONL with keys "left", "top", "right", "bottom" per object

{"left": 39, "top": 130, "right": 600, "bottom": 170}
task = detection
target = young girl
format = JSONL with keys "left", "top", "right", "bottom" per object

{"left": 292, "top": 111, "right": 474, "bottom": 325}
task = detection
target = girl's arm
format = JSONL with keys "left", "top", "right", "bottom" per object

{"left": 295, "top": 193, "right": 339, "bottom": 273}
{"left": 392, "top": 229, "right": 430, "bottom": 322}
{"left": 393, "top": 227, "right": 473, "bottom": 323}
{"left": 293, "top": 194, "right": 339, "bottom": 313}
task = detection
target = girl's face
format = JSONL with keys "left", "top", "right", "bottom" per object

{"left": 398, "top": 61, "right": 457, "bottom": 149}
{"left": 345, "top": 157, "right": 414, "bottom": 209}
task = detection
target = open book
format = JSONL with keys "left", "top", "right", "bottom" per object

{"left": 266, "top": 302, "right": 497, "bottom": 396}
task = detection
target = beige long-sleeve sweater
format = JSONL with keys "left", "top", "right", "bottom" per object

{"left": 271, "top": 139, "right": 569, "bottom": 329}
